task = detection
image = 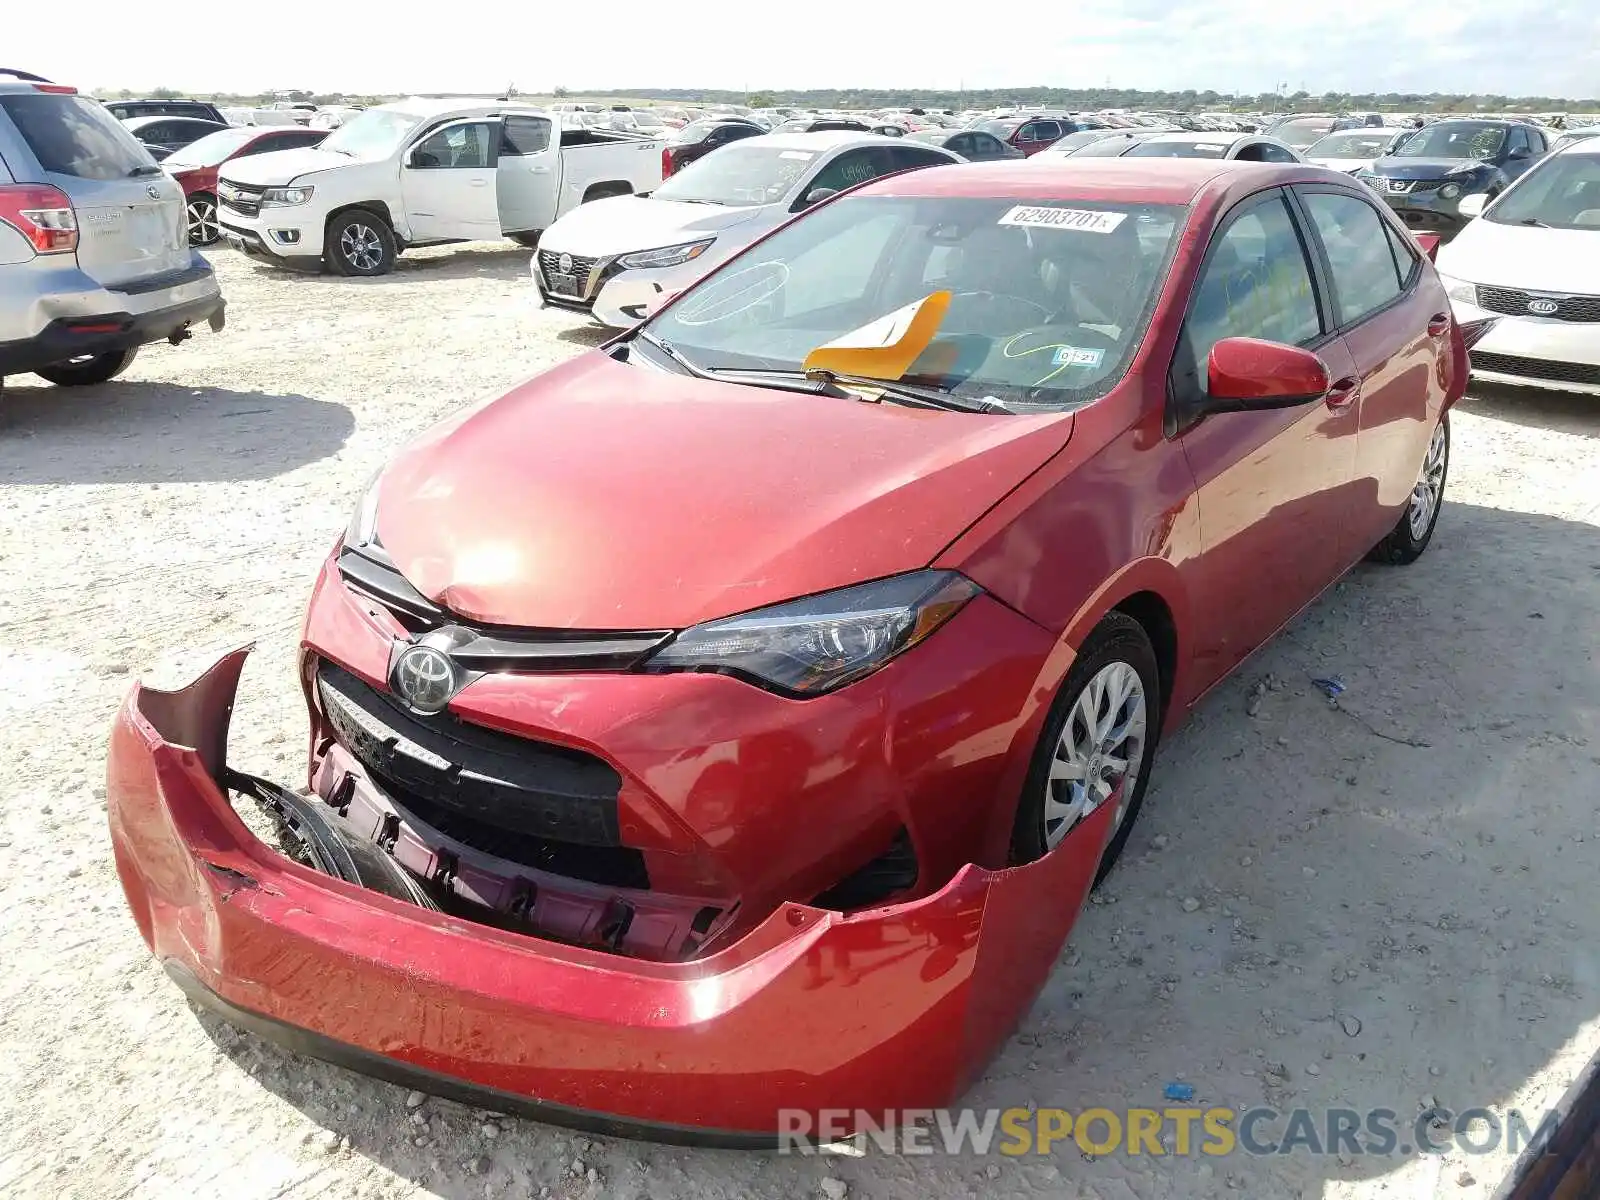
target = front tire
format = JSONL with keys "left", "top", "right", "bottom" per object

{"left": 1010, "top": 612, "right": 1160, "bottom": 884}
{"left": 34, "top": 347, "right": 139, "bottom": 387}
{"left": 325, "top": 209, "right": 395, "bottom": 276}
{"left": 508, "top": 232, "right": 540, "bottom": 248}
{"left": 186, "top": 193, "right": 220, "bottom": 246}
{"left": 1367, "top": 412, "right": 1449, "bottom": 565}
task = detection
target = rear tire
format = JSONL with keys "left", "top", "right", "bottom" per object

{"left": 34, "top": 347, "right": 139, "bottom": 387}
{"left": 1367, "top": 412, "right": 1449, "bottom": 565}
{"left": 186, "top": 193, "right": 221, "bottom": 246}
{"left": 1010, "top": 612, "right": 1161, "bottom": 885}
{"left": 325, "top": 209, "right": 395, "bottom": 276}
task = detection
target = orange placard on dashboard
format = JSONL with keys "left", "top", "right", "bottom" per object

{"left": 801, "top": 291, "right": 952, "bottom": 381}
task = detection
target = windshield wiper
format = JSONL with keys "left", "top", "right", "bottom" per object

{"left": 1517, "top": 217, "right": 1551, "bottom": 228}
{"left": 127, "top": 163, "right": 162, "bottom": 177}
{"left": 804, "top": 368, "right": 1013, "bottom": 414}
{"left": 634, "top": 331, "right": 848, "bottom": 395}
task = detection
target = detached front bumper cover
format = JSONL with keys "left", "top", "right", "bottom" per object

{"left": 107, "top": 647, "right": 1110, "bottom": 1144}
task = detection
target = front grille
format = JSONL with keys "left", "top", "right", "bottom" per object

{"left": 1471, "top": 351, "right": 1600, "bottom": 386}
{"left": 336, "top": 547, "right": 672, "bottom": 669}
{"left": 1384, "top": 178, "right": 1420, "bottom": 195}
{"left": 217, "top": 181, "right": 262, "bottom": 217}
{"left": 537, "top": 248, "right": 602, "bottom": 300}
{"left": 1474, "top": 286, "right": 1600, "bottom": 323}
{"left": 316, "top": 661, "right": 625, "bottom": 848}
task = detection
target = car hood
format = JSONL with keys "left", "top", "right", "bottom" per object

{"left": 1370, "top": 156, "right": 1494, "bottom": 180}
{"left": 1438, "top": 218, "right": 1600, "bottom": 293}
{"left": 217, "top": 147, "right": 352, "bottom": 186}
{"left": 374, "top": 352, "right": 1073, "bottom": 629}
{"left": 540, "top": 194, "right": 771, "bottom": 258}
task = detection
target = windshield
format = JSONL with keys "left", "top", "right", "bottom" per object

{"left": 1037, "top": 130, "right": 1121, "bottom": 156}
{"left": 1274, "top": 120, "right": 1337, "bottom": 150}
{"left": 977, "top": 120, "right": 1021, "bottom": 138}
{"left": 164, "top": 127, "right": 262, "bottom": 168}
{"left": 643, "top": 194, "right": 1184, "bottom": 412}
{"left": 1305, "top": 131, "right": 1395, "bottom": 159}
{"left": 1552, "top": 129, "right": 1600, "bottom": 152}
{"left": 0, "top": 93, "right": 153, "bottom": 180}
{"left": 630, "top": 112, "right": 666, "bottom": 129}
{"left": 1125, "top": 138, "right": 1229, "bottom": 159}
{"left": 1394, "top": 122, "right": 1506, "bottom": 160}
{"left": 320, "top": 108, "right": 421, "bottom": 160}
{"left": 1485, "top": 154, "right": 1600, "bottom": 230}
{"left": 653, "top": 143, "right": 815, "bottom": 206}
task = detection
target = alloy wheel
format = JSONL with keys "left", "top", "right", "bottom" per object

{"left": 1042, "top": 660, "right": 1148, "bottom": 850}
{"left": 1408, "top": 421, "right": 1448, "bottom": 540}
{"left": 341, "top": 223, "right": 384, "bottom": 272}
{"left": 187, "top": 198, "right": 219, "bottom": 245}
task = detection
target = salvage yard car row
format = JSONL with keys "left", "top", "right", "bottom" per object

{"left": 4, "top": 63, "right": 1598, "bottom": 1147}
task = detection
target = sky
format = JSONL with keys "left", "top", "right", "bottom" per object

{"left": 34, "top": 1, "right": 1600, "bottom": 100}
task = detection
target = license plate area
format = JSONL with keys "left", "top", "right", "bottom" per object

{"left": 546, "top": 271, "right": 580, "bottom": 296}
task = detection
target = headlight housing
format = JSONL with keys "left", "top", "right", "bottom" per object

{"left": 261, "top": 185, "right": 315, "bottom": 207}
{"left": 1438, "top": 182, "right": 1462, "bottom": 200}
{"left": 646, "top": 570, "right": 981, "bottom": 696}
{"left": 344, "top": 470, "right": 384, "bottom": 551}
{"left": 616, "top": 238, "right": 714, "bottom": 270}
{"left": 1436, "top": 272, "right": 1477, "bottom": 305}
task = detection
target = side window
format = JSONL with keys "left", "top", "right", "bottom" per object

{"left": 1232, "top": 142, "right": 1266, "bottom": 162}
{"left": 890, "top": 146, "right": 954, "bottom": 172}
{"left": 501, "top": 116, "right": 552, "bottom": 156}
{"left": 1258, "top": 142, "right": 1299, "bottom": 163}
{"left": 1172, "top": 194, "right": 1322, "bottom": 404}
{"left": 410, "top": 122, "right": 494, "bottom": 169}
{"left": 1506, "top": 127, "right": 1529, "bottom": 156}
{"left": 803, "top": 148, "right": 890, "bottom": 199}
{"left": 947, "top": 134, "right": 972, "bottom": 156}
{"left": 1018, "top": 121, "right": 1049, "bottom": 143}
{"left": 1299, "top": 191, "right": 1404, "bottom": 324}
{"left": 1383, "top": 221, "right": 1420, "bottom": 285}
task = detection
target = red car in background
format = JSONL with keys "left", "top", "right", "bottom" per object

{"left": 976, "top": 114, "right": 1117, "bottom": 156}
{"left": 108, "top": 159, "right": 1492, "bottom": 1141}
{"left": 162, "top": 125, "right": 327, "bottom": 245}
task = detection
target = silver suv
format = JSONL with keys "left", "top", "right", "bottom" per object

{"left": 0, "top": 70, "right": 225, "bottom": 387}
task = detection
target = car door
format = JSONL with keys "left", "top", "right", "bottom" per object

{"left": 1503, "top": 125, "right": 1539, "bottom": 181}
{"left": 1170, "top": 188, "right": 1363, "bottom": 693}
{"left": 400, "top": 119, "right": 501, "bottom": 242}
{"left": 1292, "top": 186, "right": 1449, "bottom": 564}
{"left": 496, "top": 114, "right": 559, "bottom": 235}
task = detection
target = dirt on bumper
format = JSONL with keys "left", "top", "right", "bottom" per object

{"left": 106, "top": 647, "right": 1111, "bottom": 1142}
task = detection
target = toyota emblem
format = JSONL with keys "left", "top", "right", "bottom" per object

{"left": 558, "top": 252, "right": 574, "bottom": 274}
{"left": 146, "top": 185, "right": 162, "bottom": 200}
{"left": 1526, "top": 298, "right": 1560, "bottom": 316}
{"left": 392, "top": 644, "right": 457, "bottom": 714}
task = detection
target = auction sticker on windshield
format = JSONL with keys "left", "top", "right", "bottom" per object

{"left": 999, "top": 206, "right": 1128, "bottom": 233}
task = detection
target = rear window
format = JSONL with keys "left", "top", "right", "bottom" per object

{"left": 0, "top": 93, "right": 151, "bottom": 180}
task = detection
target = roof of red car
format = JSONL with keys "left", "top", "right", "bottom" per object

{"left": 862, "top": 159, "right": 1313, "bottom": 206}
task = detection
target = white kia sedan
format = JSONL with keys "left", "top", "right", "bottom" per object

{"left": 531, "top": 131, "right": 958, "bottom": 327}
{"left": 1437, "top": 138, "right": 1600, "bottom": 395}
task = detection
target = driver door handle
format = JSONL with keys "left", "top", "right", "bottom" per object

{"left": 1326, "top": 376, "right": 1361, "bottom": 410}
{"left": 1427, "top": 312, "right": 1451, "bottom": 337}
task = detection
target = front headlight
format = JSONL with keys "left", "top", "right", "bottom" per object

{"left": 261, "top": 185, "right": 315, "bottom": 207}
{"left": 646, "top": 570, "right": 981, "bottom": 696}
{"left": 616, "top": 238, "right": 714, "bottom": 270}
{"left": 1436, "top": 272, "right": 1477, "bottom": 305}
{"left": 344, "top": 470, "right": 384, "bottom": 551}
{"left": 1438, "top": 182, "right": 1462, "bottom": 200}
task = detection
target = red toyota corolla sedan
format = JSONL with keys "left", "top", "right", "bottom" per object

{"left": 161, "top": 125, "right": 327, "bottom": 245}
{"left": 107, "top": 159, "right": 1491, "bottom": 1142}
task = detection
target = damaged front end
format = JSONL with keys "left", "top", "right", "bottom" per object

{"left": 108, "top": 646, "right": 1112, "bottom": 1141}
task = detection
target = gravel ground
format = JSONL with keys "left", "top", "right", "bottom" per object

{"left": 2, "top": 243, "right": 1597, "bottom": 1200}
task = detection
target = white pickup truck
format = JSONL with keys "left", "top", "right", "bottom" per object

{"left": 215, "top": 97, "right": 665, "bottom": 275}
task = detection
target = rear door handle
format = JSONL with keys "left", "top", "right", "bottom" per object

{"left": 1427, "top": 312, "right": 1451, "bottom": 337}
{"left": 469, "top": 178, "right": 489, "bottom": 188}
{"left": 1326, "top": 376, "right": 1361, "bottom": 410}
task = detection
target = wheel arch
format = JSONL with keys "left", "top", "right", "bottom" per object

{"left": 325, "top": 201, "right": 396, "bottom": 239}
{"left": 580, "top": 180, "right": 634, "bottom": 204}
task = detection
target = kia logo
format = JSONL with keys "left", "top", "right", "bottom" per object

{"left": 1526, "top": 298, "right": 1560, "bottom": 316}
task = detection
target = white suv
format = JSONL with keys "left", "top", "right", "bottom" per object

{"left": 0, "top": 70, "right": 225, "bottom": 388}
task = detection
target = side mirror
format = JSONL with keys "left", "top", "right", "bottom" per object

{"left": 409, "top": 150, "right": 440, "bottom": 169}
{"left": 1412, "top": 232, "right": 1442, "bottom": 261}
{"left": 802, "top": 186, "right": 839, "bottom": 208}
{"left": 1457, "top": 192, "right": 1488, "bottom": 219}
{"left": 1202, "top": 337, "right": 1330, "bottom": 414}
{"left": 1507, "top": 146, "right": 1531, "bottom": 160}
